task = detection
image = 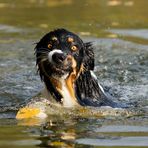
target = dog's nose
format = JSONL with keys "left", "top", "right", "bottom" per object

{"left": 52, "top": 52, "right": 67, "bottom": 64}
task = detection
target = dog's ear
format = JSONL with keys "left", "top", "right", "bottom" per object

{"left": 83, "top": 42, "right": 95, "bottom": 71}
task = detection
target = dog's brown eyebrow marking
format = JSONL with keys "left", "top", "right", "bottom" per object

{"left": 67, "top": 37, "right": 74, "bottom": 42}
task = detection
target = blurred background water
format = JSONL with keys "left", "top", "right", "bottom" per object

{"left": 0, "top": 0, "right": 148, "bottom": 147}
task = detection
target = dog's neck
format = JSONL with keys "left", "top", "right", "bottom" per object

{"left": 46, "top": 73, "right": 78, "bottom": 107}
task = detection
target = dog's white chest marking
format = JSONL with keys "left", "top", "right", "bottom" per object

{"left": 60, "top": 79, "right": 77, "bottom": 107}
{"left": 46, "top": 75, "right": 77, "bottom": 108}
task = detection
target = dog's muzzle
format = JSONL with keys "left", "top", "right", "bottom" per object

{"left": 48, "top": 49, "right": 76, "bottom": 75}
{"left": 52, "top": 52, "right": 67, "bottom": 64}
{"left": 48, "top": 49, "right": 71, "bottom": 65}
{"left": 48, "top": 49, "right": 64, "bottom": 63}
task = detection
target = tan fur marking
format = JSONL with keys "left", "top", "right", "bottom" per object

{"left": 67, "top": 37, "right": 74, "bottom": 42}
{"left": 76, "top": 63, "right": 84, "bottom": 79}
{"left": 65, "top": 56, "right": 77, "bottom": 103}
{"left": 65, "top": 56, "right": 83, "bottom": 104}
{"left": 65, "top": 70, "right": 77, "bottom": 101}
{"left": 50, "top": 77, "right": 62, "bottom": 91}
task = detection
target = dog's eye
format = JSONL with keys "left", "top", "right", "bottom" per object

{"left": 48, "top": 43, "right": 52, "bottom": 49}
{"left": 71, "top": 45, "right": 78, "bottom": 51}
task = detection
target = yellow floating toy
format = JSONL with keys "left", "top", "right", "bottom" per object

{"left": 16, "top": 107, "right": 41, "bottom": 119}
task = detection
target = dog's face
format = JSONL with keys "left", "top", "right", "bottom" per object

{"left": 35, "top": 29, "right": 95, "bottom": 105}
{"left": 35, "top": 29, "right": 85, "bottom": 79}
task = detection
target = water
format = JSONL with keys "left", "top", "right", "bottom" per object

{"left": 0, "top": 0, "right": 148, "bottom": 147}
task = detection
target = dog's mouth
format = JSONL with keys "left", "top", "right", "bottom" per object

{"left": 47, "top": 49, "right": 77, "bottom": 77}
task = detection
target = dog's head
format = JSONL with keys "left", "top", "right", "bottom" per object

{"left": 35, "top": 29, "right": 88, "bottom": 80}
{"left": 35, "top": 29, "right": 94, "bottom": 105}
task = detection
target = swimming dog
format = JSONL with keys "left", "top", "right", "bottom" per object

{"left": 35, "top": 28, "right": 122, "bottom": 108}
{"left": 16, "top": 29, "right": 123, "bottom": 119}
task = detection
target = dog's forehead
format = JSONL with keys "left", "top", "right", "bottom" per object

{"left": 50, "top": 30, "right": 80, "bottom": 43}
{"left": 58, "top": 33, "right": 78, "bottom": 43}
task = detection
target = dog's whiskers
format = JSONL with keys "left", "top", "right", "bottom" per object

{"left": 35, "top": 47, "right": 51, "bottom": 53}
{"left": 36, "top": 53, "right": 48, "bottom": 61}
{"left": 37, "top": 58, "right": 48, "bottom": 65}
{"left": 36, "top": 55, "right": 48, "bottom": 60}
{"left": 36, "top": 51, "right": 49, "bottom": 54}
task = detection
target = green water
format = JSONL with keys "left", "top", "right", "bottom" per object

{"left": 0, "top": 0, "right": 148, "bottom": 147}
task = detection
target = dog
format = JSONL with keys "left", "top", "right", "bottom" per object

{"left": 16, "top": 29, "right": 125, "bottom": 119}
{"left": 34, "top": 28, "right": 123, "bottom": 108}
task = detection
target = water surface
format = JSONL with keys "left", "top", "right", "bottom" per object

{"left": 0, "top": 0, "right": 148, "bottom": 147}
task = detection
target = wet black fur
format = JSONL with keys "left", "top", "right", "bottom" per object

{"left": 35, "top": 29, "right": 124, "bottom": 108}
